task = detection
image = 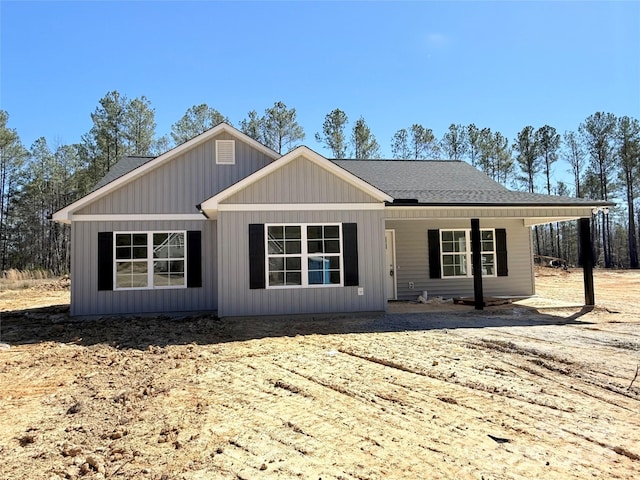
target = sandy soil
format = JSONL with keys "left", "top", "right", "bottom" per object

{"left": 1, "top": 268, "right": 639, "bottom": 479}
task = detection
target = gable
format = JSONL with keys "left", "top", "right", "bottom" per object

{"left": 199, "top": 146, "right": 392, "bottom": 217}
{"left": 53, "top": 123, "right": 280, "bottom": 222}
{"left": 221, "top": 155, "right": 382, "bottom": 205}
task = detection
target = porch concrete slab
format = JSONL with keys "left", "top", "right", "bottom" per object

{"left": 512, "top": 296, "right": 584, "bottom": 309}
{"left": 387, "top": 296, "right": 583, "bottom": 314}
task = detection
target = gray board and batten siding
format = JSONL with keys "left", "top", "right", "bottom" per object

{"left": 386, "top": 218, "right": 534, "bottom": 301}
{"left": 222, "top": 155, "right": 382, "bottom": 205}
{"left": 71, "top": 220, "right": 215, "bottom": 316}
{"left": 77, "top": 132, "right": 275, "bottom": 215}
{"left": 217, "top": 209, "right": 386, "bottom": 317}
{"left": 217, "top": 153, "right": 387, "bottom": 317}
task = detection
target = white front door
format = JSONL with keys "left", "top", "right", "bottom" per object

{"left": 385, "top": 230, "right": 397, "bottom": 300}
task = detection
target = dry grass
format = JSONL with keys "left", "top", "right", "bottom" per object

{"left": 0, "top": 269, "right": 57, "bottom": 291}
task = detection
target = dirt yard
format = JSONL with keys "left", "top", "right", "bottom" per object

{"left": 1, "top": 268, "right": 639, "bottom": 479}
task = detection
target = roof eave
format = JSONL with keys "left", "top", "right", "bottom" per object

{"left": 386, "top": 200, "right": 616, "bottom": 208}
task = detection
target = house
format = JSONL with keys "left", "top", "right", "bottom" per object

{"left": 53, "top": 123, "right": 610, "bottom": 317}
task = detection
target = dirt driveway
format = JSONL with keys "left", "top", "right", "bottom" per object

{"left": 1, "top": 268, "right": 639, "bottom": 479}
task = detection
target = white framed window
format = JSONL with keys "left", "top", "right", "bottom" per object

{"left": 216, "top": 139, "right": 235, "bottom": 164}
{"left": 441, "top": 229, "right": 496, "bottom": 278}
{"left": 114, "top": 231, "right": 186, "bottom": 290}
{"left": 266, "top": 223, "right": 343, "bottom": 288}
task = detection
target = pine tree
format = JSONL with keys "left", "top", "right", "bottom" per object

{"left": 260, "top": 101, "right": 305, "bottom": 154}
{"left": 315, "top": 109, "right": 348, "bottom": 158}
{"left": 351, "top": 117, "right": 380, "bottom": 159}
{"left": 171, "top": 104, "right": 229, "bottom": 145}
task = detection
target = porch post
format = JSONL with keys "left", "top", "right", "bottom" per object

{"left": 471, "top": 218, "right": 484, "bottom": 310}
{"left": 579, "top": 217, "right": 595, "bottom": 306}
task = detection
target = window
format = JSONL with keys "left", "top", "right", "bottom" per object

{"left": 266, "top": 224, "right": 342, "bottom": 288}
{"left": 216, "top": 140, "right": 235, "bottom": 164}
{"left": 114, "top": 231, "right": 186, "bottom": 289}
{"left": 440, "top": 229, "right": 495, "bottom": 278}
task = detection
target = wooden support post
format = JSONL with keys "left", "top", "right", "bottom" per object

{"left": 471, "top": 218, "right": 484, "bottom": 310}
{"left": 579, "top": 217, "right": 595, "bottom": 306}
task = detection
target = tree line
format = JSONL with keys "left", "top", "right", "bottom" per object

{"left": 1, "top": 91, "right": 638, "bottom": 274}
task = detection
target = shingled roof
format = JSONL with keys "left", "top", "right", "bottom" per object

{"left": 90, "top": 155, "right": 610, "bottom": 208}
{"left": 332, "top": 159, "right": 610, "bottom": 207}
{"left": 91, "top": 156, "right": 155, "bottom": 192}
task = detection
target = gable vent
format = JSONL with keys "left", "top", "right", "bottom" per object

{"left": 216, "top": 140, "right": 235, "bottom": 165}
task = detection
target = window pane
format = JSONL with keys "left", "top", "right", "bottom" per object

{"left": 285, "top": 240, "right": 301, "bottom": 254}
{"left": 131, "top": 274, "right": 148, "bottom": 288}
{"left": 324, "top": 225, "right": 339, "bottom": 238}
{"left": 168, "top": 233, "right": 183, "bottom": 246}
{"left": 133, "top": 246, "right": 147, "bottom": 259}
{"left": 268, "top": 226, "right": 283, "bottom": 240}
{"left": 308, "top": 270, "right": 323, "bottom": 284}
{"left": 482, "top": 254, "right": 495, "bottom": 276}
{"left": 325, "top": 240, "right": 340, "bottom": 253}
{"left": 442, "top": 254, "right": 466, "bottom": 277}
{"left": 168, "top": 273, "right": 184, "bottom": 286}
{"left": 286, "top": 272, "right": 301, "bottom": 285}
{"left": 482, "top": 241, "right": 494, "bottom": 252}
{"left": 169, "top": 260, "right": 184, "bottom": 273}
{"left": 286, "top": 257, "right": 301, "bottom": 270}
{"left": 133, "top": 234, "right": 147, "bottom": 245}
{"left": 116, "top": 234, "right": 131, "bottom": 247}
{"left": 116, "top": 262, "right": 132, "bottom": 274}
{"left": 308, "top": 256, "right": 325, "bottom": 271}
{"left": 453, "top": 231, "right": 466, "bottom": 242}
{"left": 153, "top": 233, "right": 168, "bottom": 246}
{"left": 154, "top": 261, "right": 169, "bottom": 274}
{"left": 269, "top": 257, "right": 284, "bottom": 271}
{"left": 132, "top": 262, "right": 148, "bottom": 274}
{"left": 170, "top": 245, "right": 184, "bottom": 258}
{"left": 115, "top": 247, "right": 131, "bottom": 260}
{"left": 328, "top": 256, "right": 340, "bottom": 269}
{"left": 155, "top": 274, "right": 170, "bottom": 287}
{"left": 328, "top": 271, "right": 341, "bottom": 284}
{"left": 307, "top": 240, "right": 323, "bottom": 253}
{"left": 307, "top": 226, "right": 322, "bottom": 239}
{"left": 481, "top": 230, "right": 494, "bottom": 241}
{"left": 269, "top": 272, "right": 285, "bottom": 286}
{"left": 442, "top": 231, "right": 453, "bottom": 242}
{"left": 115, "top": 275, "right": 130, "bottom": 288}
{"left": 268, "top": 240, "right": 283, "bottom": 254}
{"left": 285, "top": 226, "right": 301, "bottom": 239}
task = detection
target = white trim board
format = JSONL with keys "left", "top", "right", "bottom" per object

{"left": 68, "top": 214, "right": 207, "bottom": 223}
{"left": 217, "top": 203, "right": 385, "bottom": 212}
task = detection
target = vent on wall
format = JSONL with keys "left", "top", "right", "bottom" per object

{"left": 216, "top": 140, "right": 235, "bottom": 165}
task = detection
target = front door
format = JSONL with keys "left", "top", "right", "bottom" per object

{"left": 385, "top": 230, "right": 397, "bottom": 300}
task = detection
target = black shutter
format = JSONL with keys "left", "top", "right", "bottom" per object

{"left": 97, "top": 232, "right": 113, "bottom": 291}
{"left": 342, "top": 223, "right": 359, "bottom": 286}
{"left": 187, "top": 231, "right": 202, "bottom": 287}
{"left": 496, "top": 228, "right": 508, "bottom": 277}
{"left": 428, "top": 229, "right": 441, "bottom": 279}
{"left": 249, "top": 224, "right": 266, "bottom": 289}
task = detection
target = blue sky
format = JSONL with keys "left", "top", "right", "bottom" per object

{"left": 1, "top": 1, "right": 639, "bottom": 170}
